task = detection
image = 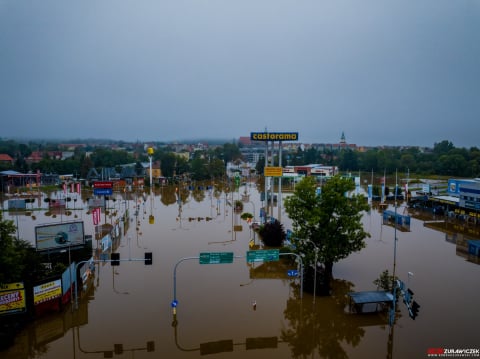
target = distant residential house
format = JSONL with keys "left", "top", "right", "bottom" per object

{"left": 176, "top": 151, "right": 190, "bottom": 161}
{"left": 58, "top": 143, "right": 87, "bottom": 151}
{"left": 26, "top": 151, "right": 63, "bottom": 163}
{"left": 145, "top": 161, "right": 162, "bottom": 181}
{"left": 238, "top": 136, "right": 252, "bottom": 146}
{"left": 0, "top": 154, "right": 14, "bottom": 166}
{"left": 61, "top": 151, "right": 74, "bottom": 160}
{"left": 26, "top": 151, "right": 43, "bottom": 163}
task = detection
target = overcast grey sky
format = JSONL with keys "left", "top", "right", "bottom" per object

{"left": 1, "top": 0, "right": 479, "bottom": 148}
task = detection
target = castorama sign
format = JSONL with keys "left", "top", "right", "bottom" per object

{"left": 250, "top": 132, "right": 299, "bottom": 141}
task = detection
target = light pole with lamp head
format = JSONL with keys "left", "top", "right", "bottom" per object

{"left": 147, "top": 147, "right": 154, "bottom": 224}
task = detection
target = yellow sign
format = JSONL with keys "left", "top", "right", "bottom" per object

{"left": 250, "top": 132, "right": 299, "bottom": 141}
{"left": 0, "top": 282, "right": 26, "bottom": 315}
{"left": 264, "top": 167, "right": 283, "bottom": 177}
{"left": 33, "top": 279, "right": 62, "bottom": 305}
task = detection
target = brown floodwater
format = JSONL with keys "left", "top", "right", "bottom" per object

{"left": 2, "top": 184, "right": 480, "bottom": 359}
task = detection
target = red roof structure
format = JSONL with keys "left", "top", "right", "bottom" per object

{"left": 0, "top": 153, "right": 14, "bottom": 164}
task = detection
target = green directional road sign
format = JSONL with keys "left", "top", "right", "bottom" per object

{"left": 246, "top": 249, "right": 279, "bottom": 263}
{"left": 199, "top": 252, "right": 234, "bottom": 264}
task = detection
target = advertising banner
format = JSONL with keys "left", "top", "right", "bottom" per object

{"left": 92, "top": 207, "right": 101, "bottom": 225}
{"left": 88, "top": 197, "right": 105, "bottom": 208}
{"left": 35, "top": 221, "right": 85, "bottom": 251}
{"left": 93, "top": 181, "right": 113, "bottom": 188}
{"left": 34, "top": 279, "right": 62, "bottom": 305}
{"left": 0, "top": 282, "right": 26, "bottom": 315}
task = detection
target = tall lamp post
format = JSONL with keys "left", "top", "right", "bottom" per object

{"left": 147, "top": 147, "right": 154, "bottom": 224}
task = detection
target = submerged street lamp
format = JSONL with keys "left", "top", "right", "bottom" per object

{"left": 147, "top": 147, "right": 154, "bottom": 224}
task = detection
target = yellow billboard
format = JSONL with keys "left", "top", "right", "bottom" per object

{"left": 0, "top": 282, "right": 26, "bottom": 315}
{"left": 34, "top": 279, "right": 62, "bottom": 305}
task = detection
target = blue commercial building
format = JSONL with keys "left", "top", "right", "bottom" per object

{"left": 457, "top": 179, "right": 480, "bottom": 212}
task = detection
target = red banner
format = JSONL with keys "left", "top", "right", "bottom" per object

{"left": 94, "top": 181, "right": 113, "bottom": 189}
{"left": 92, "top": 207, "right": 101, "bottom": 225}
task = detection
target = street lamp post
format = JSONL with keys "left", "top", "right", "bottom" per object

{"left": 147, "top": 147, "right": 154, "bottom": 224}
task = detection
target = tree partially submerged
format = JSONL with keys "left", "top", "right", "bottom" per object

{"left": 259, "top": 219, "right": 286, "bottom": 247}
{"left": 0, "top": 213, "right": 48, "bottom": 284}
{"left": 284, "top": 175, "right": 370, "bottom": 295}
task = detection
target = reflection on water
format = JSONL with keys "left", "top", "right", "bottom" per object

{"left": 2, "top": 184, "right": 480, "bottom": 358}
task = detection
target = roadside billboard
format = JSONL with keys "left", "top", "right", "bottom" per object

{"left": 33, "top": 279, "right": 62, "bottom": 305}
{"left": 35, "top": 221, "right": 85, "bottom": 251}
{"left": 0, "top": 282, "right": 26, "bottom": 315}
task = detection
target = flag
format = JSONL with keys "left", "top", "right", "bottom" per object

{"left": 71, "top": 183, "right": 74, "bottom": 193}
{"left": 63, "top": 182, "right": 67, "bottom": 194}
{"left": 92, "top": 207, "right": 101, "bottom": 225}
{"left": 76, "top": 183, "right": 81, "bottom": 193}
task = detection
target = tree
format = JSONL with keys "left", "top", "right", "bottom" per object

{"left": 80, "top": 155, "right": 94, "bottom": 179}
{"left": 339, "top": 149, "right": 358, "bottom": 171}
{"left": 0, "top": 213, "right": 47, "bottom": 284}
{"left": 160, "top": 153, "right": 177, "bottom": 178}
{"left": 190, "top": 155, "right": 209, "bottom": 180}
{"left": 284, "top": 176, "right": 370, "bottom": 295}
{"left": 258, "top": 219, "right": 286, "bottom": 247}
{"left": 433, "top": 140, "right": 454, "bottom": 156}
{"left": 222, "top": 143, "right": 242, "bottom": 164}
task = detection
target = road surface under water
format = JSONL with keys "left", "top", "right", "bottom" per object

{"left": 2, "top": 184, "right": 479, "bottom": 359}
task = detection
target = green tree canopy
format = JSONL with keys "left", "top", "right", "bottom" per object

{"left": 284, "top": 176, "right": 370, "bottom": 293}
{"left": 0, "top": 213, "right": 47, "bottom": 284}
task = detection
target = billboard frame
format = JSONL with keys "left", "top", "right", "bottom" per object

{"left": 35, "top": 221, "right": 85, "bottom": 252}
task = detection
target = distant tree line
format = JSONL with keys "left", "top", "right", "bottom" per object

{"left": 0, "top": 140, "right": 243, "bottom": 181}
{"left": 1, "top": 139, "right": 479, "bottom": 180}
{"left": 279, "top": 140, "right": 480, "bottom": 177}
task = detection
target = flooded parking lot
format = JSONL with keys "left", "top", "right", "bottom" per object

{"left": 2, "top": 184, "right": 480, "bottom": 358}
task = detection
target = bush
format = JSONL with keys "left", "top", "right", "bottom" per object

{"left": 234, "top": 200, "right": 243, "bottom": 212}
{"left": 240, "top": 212, "right": 253, "bottom": 220}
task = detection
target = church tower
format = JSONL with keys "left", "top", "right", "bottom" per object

{"left": 340, "top": 131, "right": 346, "bottom": 145}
